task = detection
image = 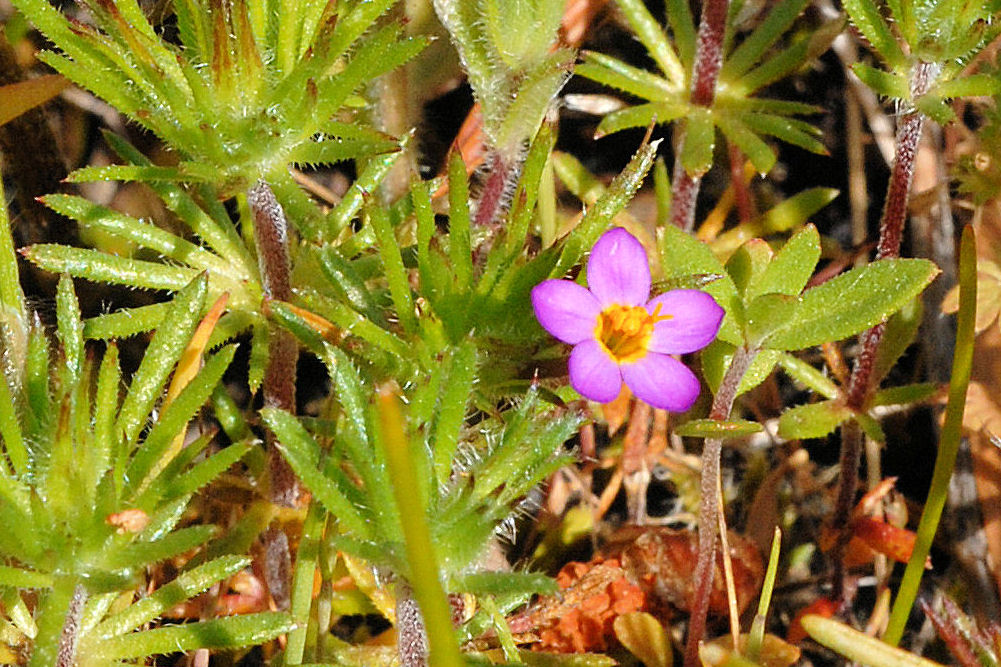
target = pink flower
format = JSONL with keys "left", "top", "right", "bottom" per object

{"left": 532, "top": 228, "right": 724, "bottom": 412}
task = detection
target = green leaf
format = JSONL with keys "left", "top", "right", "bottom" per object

{"left": 83, "top": 302, "right": 172, "bottom": 339}
{"left": 55, "top": 275, "right": 83, "bottom": 384}
{"left": 871, "top": 383, "right": 938, "bottom": 407}
{"left": 41, "top": 194, "right": 234, "bottom": 277}
{"left": 576, "top": 51, "right": 675, "bottom": 101}
{"left": 288, "top": 135, "right": 401, "bottom": 167}
{"left": 104, "top": 525, "right": 216, "bottom": 571}
{"left": 722, "top": 0, "right": 810, "bottom": 81}
{"left": 841, "top": 0, "right": 907, "bottom": 69}
{"left": 115, "top": 274, "right": 208, "bottom": 448}
{"left": 323, "top": 137, "right": 409, "bottom": 242}
{"left": 702, "top": 342, "right": 780, "bottom": 396}
{"left": 800, "top": 614, "right": 944, "bottom": 666}
{"left": 716, "top": 113, "right": 777, "bottom": 174}
{"left": 778, "top": 352, "right": 839, "bottom": 399}
{"left": 873, "top": 298, "right": 922, "bottom": 384}
{"left": 675, "top": 419, "right": 763, "bottom": 439}
{"left": 615, "top": 0, "right": 686, "bottom": 85}
{"left": 933, "top": 72, "right": 1001, "bottom": 100}
{"left": 431, "top": 340, "right": 478, "bottom": 483}
{"left": 851, "top": 63, "right": 909, "bottom": 100}
{"left": 125, "top": 346, "right": 237, "bottom": 500}
{"left": 88, "top": 612, "right": 293, "bottom": 659}
{"left": 857, "top": 411, "right": 887, "bottom": 443}
{"left": 101, "top": 133, "right": 254, "bottom": 273}
{"left": 915, "top": 94, "right": 957, "bottom": 124}
{"left": 758, "top": 188, "right": 839, "bottom": 235}
{"left": 680, "top": 108, "right": 715, "bottom": 175}
{"left": 368, "top": 204, "right": 417, "bottom": 334}
{"left": 726, "top": 239, "right": 774, "bottom": 297}
{"left": 452, "top": 571, "right": 558, "bottom": 597}
{"left": 778, "top": 400, "right": 854, "bottom": 439}
{"left": 496, "top": 50, "right": 573, "bottom": 152}
{"left": 23, "top": 245, "right": 199, "bottom": 292}
{"left": 0, "top": 565, "right": 52, "bottom": 589}
{"left": 551, "top": 139, "right": 659, "bottom": 277}
{"left": 447, "top": 152, "right": 473, "bottom": 289}
{"left": 659, "top": 225, "right": 741, "bottom": 344}
{"left": 92, "top": 556, "right": 249, "bottom": 639}
{"left": 262, "top": 407, "right": 370, "bottom": 540}
{"left": 596, "top": 102, "right": 688, "bottom": 137}
{"left": 740, "top": 112, "right": 828, "bottom": 155}
{"left": 749, "top": 223, "right": 821, "bottom": 299}
{"left": 746, "top": 292, "right": 800, "bottom": 344}
{"left": 759, "top": 259, "right": 940, "bottom": 351}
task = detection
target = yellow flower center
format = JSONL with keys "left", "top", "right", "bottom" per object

{"left": 595, "top": 303, "right": 672, "bottom": 363}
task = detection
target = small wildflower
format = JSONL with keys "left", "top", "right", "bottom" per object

{"left": 532, "top": 228, "right": 724, "bottom": 412}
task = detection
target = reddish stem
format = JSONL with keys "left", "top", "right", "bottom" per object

{"left": 248, "top": 180, "right": 301, "bottom": 508}
{"left": 474, "top": 153, "right": 511, "bottom": 229}
{"left": 830, "top": 61, "right": 934, "bottom": 599}
{"left": 670, "top": 0, "right": 730, "bottom": 231}
{"left": 728, "top": 143, "right": 756, "bottom": 222}
{"left": 56, "top": 584, "right": 86, "bottom": 667}
{"left": 684, "top": 345, "right": 756, "bottom": 667}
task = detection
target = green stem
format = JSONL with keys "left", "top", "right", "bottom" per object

{"left": 378, "top": 387, "right": 464, "bottom": 667}
{"left": 284, "top": 501, "right": 326, "bottom": 665}
{"left": 29, "top": 577, "right": 79, "bottom": 667}
{"left": 883, "top": 225, "right": 977, "bottom": 645}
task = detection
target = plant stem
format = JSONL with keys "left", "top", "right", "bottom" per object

{"left": 248, "top": 180, "right": 301, "bottom": 508}
{"left": 397, "top": 582, "right": 430, "bottom": 667}
{"left": 56, "top": 584, "right": 85, "bottom": 667}
{"left": 378, "top": 387, "right": 464, "bottom": 667}
{"left": 29, "top": 577, "right": 77, "bottom": 667}
{"left": 884, "top": 225, "right": 977, "bottom": 645}
{"left": 831, "top": 61, "right": 935, "bottom": 598}
{"left": 474, "top": 153, "right": 511, "bottom": 229}
{"left": 670, "top": 0, "right": 730, "bottom": 231}
{"left": 285, "top": 501, "right": 326, "bottom": 665}
{"left": 684, "top": 345, "right": 756, "bottom": 667}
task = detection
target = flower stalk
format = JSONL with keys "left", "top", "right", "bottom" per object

{"left": 831, "top": 60, "right": 935, "bottom": 599}
{"left": 683, "top": 344, "right": 757, "bottom": 667}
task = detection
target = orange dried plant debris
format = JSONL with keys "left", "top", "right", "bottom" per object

{"left": 510, "top": 558, "right": 647, "bottom": 653}
{"left": 507, "top": 528, "right": 764, "bottom": 654}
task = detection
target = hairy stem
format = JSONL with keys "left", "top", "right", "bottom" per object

{"left": 684, "top": 345, "right": 757, "bottom": 667}
{"left": 248, "top": 180, "right": 301, "bottom": 508}
{"left": 670, "top": 0, "right": 730, "bottom": 231}
{"left": 830, "top": 61, "right": 935, "bottom": 599}
{"left": 474, "top": 152, "right": 512, "bottom": 229}
{"left": 56, "top": 584, "right": 86, "bottom": 667}
{"left": 397, "top": 581, "right": 430, "bottom": 667}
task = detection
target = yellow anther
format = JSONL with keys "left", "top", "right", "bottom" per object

{"left": 594, "top": 303, "right": 673, "bottom": 363}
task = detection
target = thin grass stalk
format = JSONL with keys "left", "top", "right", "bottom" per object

{"left": 884, "top": 225, "right": 977, "bottom": 644}
{"left": 378, "top": 387, "right": 464, "bottom": 667}
{"left": 684, "top": 344, "right": 757, "bottom": 667}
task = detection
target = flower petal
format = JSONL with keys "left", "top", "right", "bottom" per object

{"left": 569, "top": 339, "right": 623, "bottom": 403}
{"left": 646, "top": 290, "right": 725, "bottom": 354}
{"left": 532, "top": 279, "right": 602, "bottom": 344}
{"left": 587, "top": 228, "right": 651, "bottom": 307}
{"left": 621, "top": 353, "right": 701, "bottom": 412}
